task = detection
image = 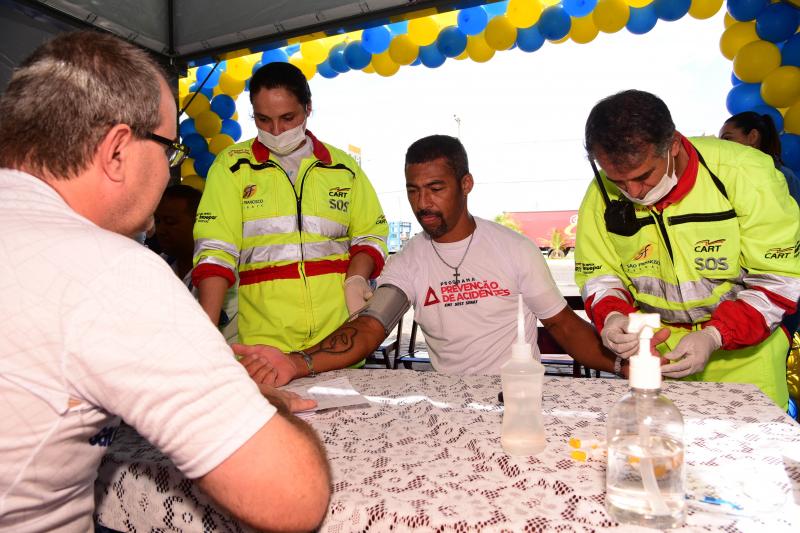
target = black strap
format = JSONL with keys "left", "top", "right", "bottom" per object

{"left": 589, "top": 158, "right": 612, "bottom": 208}
{"left": 694, "top": 145, "right": 729, "bottom": 200}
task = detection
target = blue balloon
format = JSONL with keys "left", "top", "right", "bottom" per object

{"left": 196, "top": 64, "right": 222, "bottom": 87}
{"left": 563, "top": 0, "right": 598, "bottom": 18}
{"left": 752, "top": 104, "right": 784, "bottom": 133}
{"left": 726, "top": 0, "right": 769, "bottom": 22}
{"left": 410, "top": 57, "right": 422, "bottom": 66}
{"left": 626, "top": 5, "right": 658, "bottom": 35}
{"left": 654, "top": 0, "right": 690, "bottom": 21}
{"left": 317, "top": 59, "right": 339, "bottom": 79}
{"left": 484, "top": 1, "right": 509, "bottom": 18}
{"left": 437, "top": 26, "right": 468, "bottom": 58}
{"left": 458, "top": 6, "right": 489, "bottom": 36}
{"left": 284, "top": 44, "right": 300, "bottom": 57}
{"left": 781, "top": 133, "right": 800, "bottom": 171}
{"left": 726, "top": 83, "right": 766, "bottom": 114}
{"left": 261, "top": 48, "right": 289, "bottom": 64}
{"left": 189, "top": 83, "right": 213, "bottom": 100}
{"left": 182, "top": 133, "right": 208, "bottom": 157}
{"left": 387, "top": 21, "right": 408, "bottom": 35}
{"left": 731, "top": 72, "right": 743, "bottom": 86}
{"left": 538, "top": 6, "right": 572, "bottom": 41}
{"left": 220, "top": 119, "right": 242, "bottom": 142}
{"left": 783, "top": 34, "right": 800, "bottom": 67}
{"left": 419, "top": 44, "right": 446, "bottom": 68}
{"left": 251, "top": 60, "right": 263, "bottom": 76}
{"left": 194, "top": 151, "right": 217, "bottom": 178}
{"left": 328, "top": 43, "right": 350, "bottom": 73}
{"left": 179, "top": 118, "right": 196, "bottom": 137}
{"left": 362, "top": 26, "right": 392, "bottom": 54}
{"left": 516, "top": 25, "right": 545, "bottom": 52}
{"left": 756, "top": 3, "right": 800, "bottom": 44}
{"left": 210, "top": 95, "right": 236, "bottom": 120}
{"left": 344, "top": 41, "right": 372, "bottom": 70}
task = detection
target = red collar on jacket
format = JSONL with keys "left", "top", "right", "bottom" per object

{"left": 653, "top": 134, "right": 698, "bottom": 211}
{"left": 251, "top": 129, "right": 332, "bottom": 165}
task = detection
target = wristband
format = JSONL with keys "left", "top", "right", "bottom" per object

{"left": 294, "top": 350, "right": 317, "bottom": 378}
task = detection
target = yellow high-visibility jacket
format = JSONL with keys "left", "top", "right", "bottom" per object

{"left": 193, "top": 133, "right": 388, "bottom": 351}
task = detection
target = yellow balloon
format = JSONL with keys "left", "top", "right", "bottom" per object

{"left": 408, "top": 17, "right": 440, "bottom": 46}
{"left": 180, "top": 158, "right": 195, "bottom": 178}
{"left": 363, "top": 63, "right": 376, "bottom": 74}
{"left": 507, "top": 0, "right": 543, "bottom": 28}
{"left": 226, "top": 58, "right": 252, "bottom": 81}
{"left": 181, "top": 92, "right": 210, "bottom": 119}
{"left": 785, "top": 102, "right": 800, "bottom": 135}
{"left": 300, "top": 40, "right": 328, "bottom": 65}
{"left": 289, "top": 56, "right": 317, "bottom": 80}
{"left": 733, "top": 40, "right": 781, "bottom": 83}
{"left": 194, "top": 110, "right": 222, "bottom": 138}
{"left": 485, "top": 16, "right": 517, "bottom": 51}
{"left": 209, "top": 133, "right": 235, "bottom": 155}
{"left": 625, "top": 0, "right": 653, "bottom": 7}
{"left": 466, "top": 33, "right": 495, "bottom": 63}
{"left": 760, "top": 66, "right": 800, "bottom": 109}
{"left": 371, "top": 51, "right": 400, "bottom": 77}
{"left": 688, "top": 0, "right": 723, "bottom": 20}
{"left": 181, "top": 175, "right": 206, "bottom": 192}
{"left": 593, "top": 0, "right": 630, "bottom": 34}
{"left": 212, "top": 86, "right": 223, "bottom": 97}
{"left": 551, "top": 35, "right": 570, "bottom": 44}
{"left": 719, "top": 21, "right": 758, "bottom": 61}
{"left": 723, "top": 12, "right": 736, "bottom": 28}
{"left": 431, "top": 12, "right": 459, "bottom": 27}
{"left": 231, "top": 111, "right": 238, "bottom": 121}
{"left": 218, "top": 72, "right": 245, "bottom": 96}
{"left": 388, "top": 35, "right": 419, "bottom": 65}
{"left": 541, "top": 0, "right": 560, "bottom": 5}
{"left": 787, "top": 0, "right": 799, "bottom": 7}
{"left": 569, "top": 15, "right": 599, "bottom": 44}
{"left": 455, "top": 49, "right": 469, "bottom": 60}
{"left": 178, "top": 77, "right": 191, "bottom": 94}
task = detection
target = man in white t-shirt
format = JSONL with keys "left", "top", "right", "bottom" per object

{"left": 0, "top": 31, "right": 329, "bottom": 532}
{"left": 236, "top": 135, "right": 619, "bottom": 383}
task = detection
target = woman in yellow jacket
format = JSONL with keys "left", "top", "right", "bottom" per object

{"left": 193, "top": 62, "right": 388, "bottom": 353}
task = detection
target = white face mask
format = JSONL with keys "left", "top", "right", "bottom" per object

{"left": 619, "top": 151, "right": 678, "bottom": 206}
{"left": 257, "top": 118, "right": 307, "bottom": 156}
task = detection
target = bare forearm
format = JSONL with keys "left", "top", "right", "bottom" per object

{"left": 290, "top": 316, "right": 387, "bottom": 376}
{"left": 346, "top": 251, "right": 375, "bottom": 280}
{"left": 197, "top": 276, "right": 229, "bottom": 325}
{"left": 543, "top": 308, "right": 617, "bottom": 373}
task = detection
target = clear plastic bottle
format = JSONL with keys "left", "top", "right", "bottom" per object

{"left": 501, "top": 295, "right": 546, "bottom": 456}
{"left": 606, "top": 313, "right": 686, "bottom": 529}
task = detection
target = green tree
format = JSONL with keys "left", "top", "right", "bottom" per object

{"left": 494, "top": 212, "right": 522, "bottom": 233}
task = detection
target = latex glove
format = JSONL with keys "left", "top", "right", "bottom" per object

{"left": 344, "top": 275, "right": 373, "bottom": 314}
{"left": 601, "top": 312, "right": 639, "bottom": 359}
{"left": 661, "top": 326, "right": 722, "bottom": 379}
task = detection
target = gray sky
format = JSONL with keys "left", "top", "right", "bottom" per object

{"left": 236, "top": 10, "right": 731, "bottom": 229}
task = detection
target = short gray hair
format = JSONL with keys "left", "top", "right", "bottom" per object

{"left": 0, "top": 31, "right": 167, "bottom": 179}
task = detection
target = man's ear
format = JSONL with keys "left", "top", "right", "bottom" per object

{"left": 97, "top": 124, "right": 134, "bottom": 183}
{"left": 461, "top": 173, "right": 474, "bottom": 195}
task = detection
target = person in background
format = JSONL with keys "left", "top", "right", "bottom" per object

{"left": 235, "top": 135, "right": 621, "bottom": 385}
{"left": 575, "top": 90, "right": 800, "bottom": 409}
{"left": 193, "top": 62, "right": 388, "bottom": 363}
{"left": 719, "top": 111, "right": 800, "bottom": 207}
{"left": 155, "top": 184, "right": 238, "bottom": 342}
{"left": 0, "top": 31, "right": 330, "bottom": 531}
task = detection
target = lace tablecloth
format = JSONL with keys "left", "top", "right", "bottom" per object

{"left": 95, "top": 370, "right": 800, "bottom": 532}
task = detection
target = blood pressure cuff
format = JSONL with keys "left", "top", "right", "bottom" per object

{"left": 358, "top": 284, "right": 410, "bottom": 335}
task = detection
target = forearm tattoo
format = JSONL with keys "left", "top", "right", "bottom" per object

{"left": 310, "top": 326, "right": 358, "bottom": 356}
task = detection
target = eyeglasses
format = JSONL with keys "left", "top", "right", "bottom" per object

{"left": 147, "top": 132, "right": 190, "bottom": 168}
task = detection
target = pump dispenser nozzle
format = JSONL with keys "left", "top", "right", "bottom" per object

{"left": 511, "top": 294, "right": 532, "bottom": 360}
{"left": 626, "top": 313, "right": 662, "bottom": 390}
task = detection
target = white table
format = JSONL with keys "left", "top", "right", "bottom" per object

{"left": 95, "top": 370, "right": 800, "bottom": 532}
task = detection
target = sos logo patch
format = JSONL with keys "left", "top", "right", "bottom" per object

{"left": 694, "top": 257, "right": 728, "bottom": 271}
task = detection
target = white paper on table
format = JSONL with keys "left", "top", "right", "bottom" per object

{"left": 283, "top": 377, "right": 369, "bottom": 415}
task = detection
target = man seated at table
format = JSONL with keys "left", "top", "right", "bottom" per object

{"left": 236, "top": 135, "right": 624, "bottom": 384}
{"left": 0, "top": 31, "right": 329, "bottom": 532}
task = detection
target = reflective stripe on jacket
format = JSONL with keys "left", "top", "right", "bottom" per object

{"left": 193, "top": 134, "right": 388, "bottom": 351}
{"left": 576, "top": 136, "right": 800, "bottom": 408}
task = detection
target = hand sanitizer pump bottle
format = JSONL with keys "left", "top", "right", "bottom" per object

{"left": 501, "top": 295, "right": 546, "bottom": 456}
{"left": 605, "top": 313, "right": 686, "bottom": 529}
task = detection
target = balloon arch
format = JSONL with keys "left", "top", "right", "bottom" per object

{"left": 177, "top": 0, "right": 800, "bottom": 186}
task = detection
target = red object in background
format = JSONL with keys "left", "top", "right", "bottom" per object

{"left": 505, "top": 211, "right": 579, "bottom": 250}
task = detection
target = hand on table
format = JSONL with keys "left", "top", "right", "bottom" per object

{"left": 661, "top": 327, "right": 722, "bottom": 378}
{"left": 344, "top": 275, "right": 373, "bottom": 314}
{"left": 258, "top": 385, "right": 317, "bottom": 413}
{"left": 232, "top": 343, "right": 300, "bottom": 387}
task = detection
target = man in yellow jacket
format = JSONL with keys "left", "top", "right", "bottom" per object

{"left": 575, "top": 90, "right": 800, "bottom": 409}
{"left": 193, "top": 62, "right": 388, "bottom": 353}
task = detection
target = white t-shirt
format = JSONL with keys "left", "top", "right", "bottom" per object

{"left": 377, "top": 217, "right": 566, "bottom": 374}
{"left": 0, "top": 170, "right": 275, "bottom": 532}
